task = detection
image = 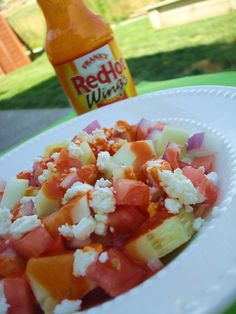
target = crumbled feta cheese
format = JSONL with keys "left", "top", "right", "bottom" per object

{"left": 46, "top": 162, "right": 55, "bottom": 171}
{"left": 63, "top": 182, "right": 93, "bottom": 204}
{"left": 0, "top": 208, "right": 12, "bottom": 236}
{"left": 34, "top": 156, "right": 43, "bottom": 162}
{"left": 185, "top": 205, "right": 194, "bottom": 213}
{"left": 99, "top": 252, "right": 108, "bottom": 263}
{"left": 112, "top": 122, "right": 126, "bottom": 133}
{"left": 89, "top": 129, "right": 106, "bottom": 143}
{"left": 95, "top": 178, "right": 112, "bottom": 188}
{"left": 164, "top": 198, "right": 182, "bottom": 214}
{"left": 10, "top": 215, "right": 41, "bottom": 239}
{"left": 96, "top": 151, "right": 115, "bottom": 174}
{"left": 51, "top": 152, "right": 60, "bottom": 160}
{"left": 94, "top": 214, "right": 108, "bottom": 223}
{"left": 54, "top": 299, "right": 82, "bottom": 314}
{"left": 147, "top": 257, "right": 163, "bottom": 272}
{"left": 193, "top": 217, "right": 204, "bottom": 231}
{"left": 0, "top": 282, "right": 10, "bottom": 314}
{"left": 68, "top": 142, "right": 83, "bottom": 159}
{"left": 146, "top": 159, "right": 163, "bottom": 171}
{"left": 73, "top": 249, "right": 97, "bottom": 277}
{"left": 59, "top": 217, "right": 96, "bottom": 241}
{"left": 90, "top": 187, "right": 116, "bottom": 214}
{"left": 158, "top": 168, "right": 205, "bottom": 205}
{"left": 38, "top": 169, "right": 50, "bottom": 185}
{"left": 206, "top": 172, "right": 218, "bottom": 185}
{"left": 58, "top": 224, "right": 74, "bottom": 238}
{"left": 94, "top": 222, "right": 107, "bottom": 236}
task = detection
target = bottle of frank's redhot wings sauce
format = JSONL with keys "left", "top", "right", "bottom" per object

{"left": 37, "top": 0, "right": 137, "bottom": 115}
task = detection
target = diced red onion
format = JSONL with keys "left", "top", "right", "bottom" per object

{"left": 136, "top": 118, "right": 154, "bottom": 140}
{"left": 147, "top": 257, "right": 164, "bottom": 272}
{"left": 60, "top": 172, "right": 79, "bottom": 189}
{"left": 83, "top": 120, "right": 101, "bottom": 134}
{"left": 153, "top": 121, "right": 166, "bottom": 131}
{"left": 187, "top": 133, "right": 205, "bottom": 152}
{"left": 29, "top": 162, "right": 43, "bottom": 187}
{"left": 19, "top": 200, "right": 35, "bottom": 216}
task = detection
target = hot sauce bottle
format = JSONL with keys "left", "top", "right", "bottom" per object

{"left": 37, "top": 0, "right": 137, "bottom": 114}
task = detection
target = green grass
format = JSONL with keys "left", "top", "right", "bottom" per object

{"left": 6, "top": 3, "right": 46, "bottom": 49}
{"left": 1, "top": 12, "right": 236, "bottom": 109}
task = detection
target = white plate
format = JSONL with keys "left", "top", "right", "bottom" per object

{"left": 1, "top": 85, "right": 236, "bottom": 314}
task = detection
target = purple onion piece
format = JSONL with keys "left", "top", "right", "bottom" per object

{"left": 187, "top": 132, "right": 205, "bottom": 152}
{"left": 19, "top": 200, "right": 35, "bottom": 216}
{"left": 83, "top": 120, "right": 101, "bottom": 134}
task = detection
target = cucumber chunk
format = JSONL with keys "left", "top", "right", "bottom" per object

{"left": 1, "top": 179, "right": 28, "bottom": 210}
{"left": 124, "top": 212, "right": 195, "bottom": 263}
{"left": 154, "top": 126, "right": 189, "bottom": 157}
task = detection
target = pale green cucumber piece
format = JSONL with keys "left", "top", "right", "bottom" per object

{"left": 35, "top": 189, "right": 60, "bottom": 218}
{"left": 77, "top": 141, "right": 96, "bottom": 165}
{"left": 124, "top": 212, "right": 195, "bottom": 263}
{"left": 112, "top": 140, "right": 156, "bottom": 166}
{"left": 154, "top": 126, "right": 189, "bottom": 157}
{"left": 44, "top": 140, "right": 69, "bottom": 157}
{"left": 1, "top": 179, "right": 29, "bottom": 210}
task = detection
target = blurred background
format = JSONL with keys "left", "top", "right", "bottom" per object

{"left": 0, "top": 0, "right": 236, "bottom": 152}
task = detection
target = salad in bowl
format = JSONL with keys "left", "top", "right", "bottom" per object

{"left": 0, "top": 119, "right": 220, "bottom": 314}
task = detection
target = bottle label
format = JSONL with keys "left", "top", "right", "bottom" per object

{"left": 54, "top": 39, "right": 137, "bottom": 114}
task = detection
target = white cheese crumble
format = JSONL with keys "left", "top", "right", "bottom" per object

{"left": 0, "top": 282, "right": 10, "bottom": 314}
{"left": 89, "top": 187, "right": 116, "bottom": 214}
{"left": 89, "top": 129, "right": 106, "bottom": 143}
{"left": 63, "top": 182, "right": 93, "bottom": 204}
{"left": 38, "top": 169, "right": 50, "bottom": 185}
{"left": 164, "top": 198, "right": 182, "bottom": 214}
{"left": 10, "top": 215, "right": 41, "bottom": 239}
{"left": 51, "top": 152, "right": 60, "bottom": 160}
{"left": 146, "top": 159, "right": 163, "bottom": 171}
{"left": 58, "top": 217, "right": 96, "bottom": 241}
{"left": 73, "top": 249, "right": 97, "bottom": 277}
{"left": 96, "top": 151, "right": 117, "bottom": 174}
{"left": 112, "top": 122, "right": 126, "bottom": 133}
{"left": 94, "top": 214, "right": 108, "bottom": 223}
{"left": 0, "top": 208, "right": 13, "bottom": 236}
{"left": 95, "top": 178, "right": 112, "bottom": 188}
{"left": 54, "top": 299, "right": 82, "bottom": 314}
{"left": 68, "top": 142, "right": 83, "bottom": 159}
{"left": 158, "top": 168, "right": 205, "bottom": 205}
{"left": 94, "top": 222, "right": 107, "bottom": 236}
{"left": 206, "top": 172, "right": 218, "bottom": 185}
{"left": 98, "top": 252, "right": 108, "bottom": 263}
{"left": 46, "top": 162, "right": 55, "bottom": 171}
{"left": 193, "top": 217, "right": 204, "bottom": 231}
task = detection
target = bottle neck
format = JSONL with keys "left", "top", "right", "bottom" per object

{"left": 37, "top": 0, "right": 92, "bottom": 28}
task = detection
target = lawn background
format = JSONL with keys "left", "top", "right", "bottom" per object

{"left": 1, "top": 11, "right": 236, "bottom": 109}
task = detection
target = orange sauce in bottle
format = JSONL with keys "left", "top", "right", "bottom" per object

{"left": 37, "top": 0, "right": 137, "bottom": 114}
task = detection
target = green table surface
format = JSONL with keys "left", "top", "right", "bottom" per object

{"left": 1, "top": 71, "right": 236, "bottom": 313}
